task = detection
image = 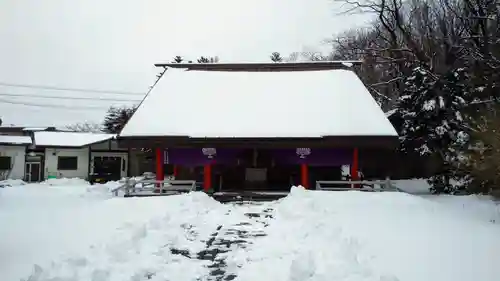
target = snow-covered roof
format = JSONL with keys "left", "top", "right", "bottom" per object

{"left": 154, "top": 61, "right": 362, "bottom": 71}
{"left": 156, "top": 60, "right": 362, "bottom": 66}
{"left": 0, "top": 135, "right": 32, "bottom": 145}
{"left": 34, "top": 131, "right": 115, "bottom": 147}
{"left": 120, "top": 68, "right": 398, "bottom": 138}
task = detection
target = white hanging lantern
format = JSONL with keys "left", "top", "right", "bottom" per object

{"left": 202, "top": 147, "right": 217, "bottom": 159}
{"left": 296, "top": 148, "right": 311, "bottom": 159}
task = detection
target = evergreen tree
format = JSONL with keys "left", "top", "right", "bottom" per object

{"left": 466, "top": 104, "right": 500, "bottom": 195}
{"left": 397, "top": 66, "right": 473, "bottom": 193}
{"left": 102, "top": 106, "right": 136, "bottom": 134}
{"left": 270, "top": 52, "right": 283, "bottom": 62}
{"left": 172, "top": 56, "right": 183, "bottom": 63}
{"left": 197, "top": 56, "right": 219, "bottom": 63}
{"left": 197, "top": 56, "right": 210, "bottom": 63}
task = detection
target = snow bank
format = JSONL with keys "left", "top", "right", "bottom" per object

{"left": 0, "top": 179, "right": 27, "bottom": 187}
{"left": 391, "top": 178, "right": 472, "bottom": 195}
{"left": 426, "top": 194, "right": 500, "bottom": 223}
{"left": 233, "top": 187, "right": 500, "bottom": 281}
{"left": 0, "top": 178, "right": 105, "bottom": 189}
{"left": 392, "top": 178, "right": 431, "bottom": 194}
{"left": 0, "top": 182, "right": 221, "bottom": 281}
{"left": 3, "top": 182, "right": 500, "bottom": 281}
{"left": 20, "top": 193, "right": 238, "bottom": 281}
{"left": 0, "top": 178, "right": 123, "bottom": 199}
{"left": 39, "top": 177, "right": 90, "bottom": 186}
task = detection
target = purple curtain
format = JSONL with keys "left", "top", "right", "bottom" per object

{"left": 166, "top": 148, "right": 244, "bottom": 166}
{"left": 165, "top": 148, "right": 353, "bottom": 167}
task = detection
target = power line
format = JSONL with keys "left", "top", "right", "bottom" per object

{"left": 0, "top": 97, "right": 110, "bottom": 110}
{"left": 0, "top": 92, "right": 142, "bottom": 102}
{"left": 0, "top": 81, "right": 144, "bottom": 96}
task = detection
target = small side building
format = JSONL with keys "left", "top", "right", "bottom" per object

{"left": 0, "top": 135, "right": 32, "bottom": 180}
{"left": 32, "top": 131, "right": 128, "bottom": 181}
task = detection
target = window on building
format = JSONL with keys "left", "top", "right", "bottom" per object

{"left": 0, "top": 156, "right": 12, "bottom": 170}
{"left": 57, "top": 156, "right": 78, "bottom": 170}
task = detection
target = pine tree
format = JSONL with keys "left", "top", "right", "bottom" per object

{"left": 197, "top": 56, "right": 210, "bottom": 63}
{"left": 197, "top": 56, "right": 219, "bottom": 63}
{"left": 397, "top": 66, "right": 472, "bottom": 193}
{"left": 172, "top": 56, "right": 183, "bottom": 63}
{"left": 270, "top": 52, "right": 283, "bottom": 62}
{"left": 102, "top": 106, "right": 136, "bottom": 134}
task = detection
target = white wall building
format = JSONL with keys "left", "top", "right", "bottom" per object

{"left": 0, "top": 135, "right": 32, "bottom": 180}
{"left": 33, "top": 131, "right": 127, "bottom": 181}
{"left": 43, "top": 147, "right": 90, "bottom": 179}
{"left": 0, "top": 129, "right": 130, "bottom": 182}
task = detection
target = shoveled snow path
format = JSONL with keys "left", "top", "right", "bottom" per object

{"left": 22, "top": 196, "right": 277, "bottom": 281}
{"left": 12, "top": 186, "right": 500, "bottom": 281}
{"left": 197, "top": 202, "right": 275, "bottom": 280}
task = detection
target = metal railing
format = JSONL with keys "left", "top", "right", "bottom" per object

{"left": 112, "top": 178, "right": 197, "bottom": 196}
{"left": 315, "top": 179, "right": 400, "bottom": 192}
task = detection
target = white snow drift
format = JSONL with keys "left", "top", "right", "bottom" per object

{"left": 1, "top": 180, "right": 499, "bottom": 281}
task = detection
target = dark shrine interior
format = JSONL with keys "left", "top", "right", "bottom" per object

{"left": 164, "top": 149, "right": 343, "bottom": 192}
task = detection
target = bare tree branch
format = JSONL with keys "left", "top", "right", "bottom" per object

{"left": 66, "top": 122, "right": 102, "bottom": 133}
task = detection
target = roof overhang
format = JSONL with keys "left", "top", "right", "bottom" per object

{"left": 154, "top": 61, "right": 363, "bottom": 72}
{"left": 117, "top": 135, "right": 399, "bottom": 149}
{"left": 0, "top": 143, "right": 31, "bottom": 146}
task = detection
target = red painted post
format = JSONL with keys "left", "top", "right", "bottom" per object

{"left": 155, "top": 148, "right": 164, "bottom": 190}
{"left": 351, "top": 148, "right": 359, "bottom": 188}
{"left": 203, "top": 164, "right": 212, "bottom": 192}
{"left": 301, "top": 163, "right": 309, "bottom": 189}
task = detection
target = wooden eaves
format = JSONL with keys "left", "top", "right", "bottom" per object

{"left": 153, "top": 61, "right": 364, "bottom": 72}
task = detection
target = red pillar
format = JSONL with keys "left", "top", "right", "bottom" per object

{"left": 301, "top": 164, "right": 309, "bottom": 189}
{"left": 155, "top": 148, "right": 164, "bottom": 189}
{"left": 351, "top": 148, "right": 359, "bottom": 188}
{"left": 203, "top": 164, "right": 212, "bottom": 192}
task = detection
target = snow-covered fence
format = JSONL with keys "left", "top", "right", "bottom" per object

{"left": 315, "top": 179, "right": 400, "bottom": 192}
{"left": 112, "top": 178, "right": 197, "bottom": 197}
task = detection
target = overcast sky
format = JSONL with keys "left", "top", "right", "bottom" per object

{"left": 0, "top": 0, "right": 371, "bottom": 127}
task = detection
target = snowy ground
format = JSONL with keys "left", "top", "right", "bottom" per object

{"left": 1, "top": 179, "right": 499, "bottom": 281}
